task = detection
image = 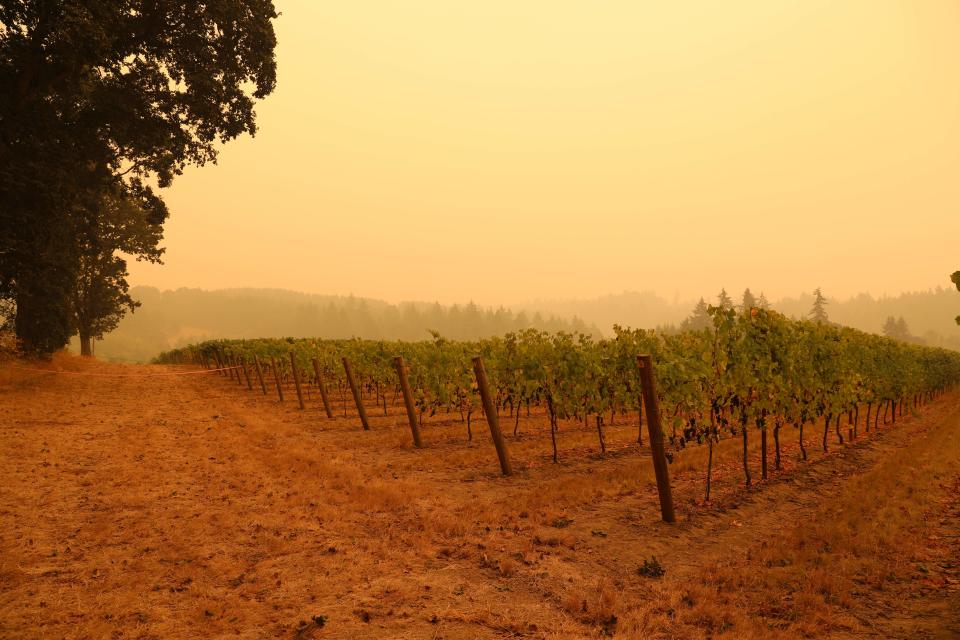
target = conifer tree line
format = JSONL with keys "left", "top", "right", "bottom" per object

{"left": 682, "top": 281, "right": 960, "bottom": 346}
{"left": 681, "top": 287, "right": 775, "bottom": 331}
{"left": 0, "top": 2, "right": 280, "bottom": 356}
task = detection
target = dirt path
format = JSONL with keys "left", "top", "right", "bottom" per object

{"left": 1, "top": 358, "right": 958, "bottom": 639}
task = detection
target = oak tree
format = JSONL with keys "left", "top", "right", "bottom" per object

{"left": 0, "top": 1, "right": 278, "bottom": 354}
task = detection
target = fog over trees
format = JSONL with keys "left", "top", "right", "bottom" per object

{"left": 80, "top": 285, "right": 960, "bottom": 362}
{"left": 80, "top": 287, "right": 597, "bottom": 362}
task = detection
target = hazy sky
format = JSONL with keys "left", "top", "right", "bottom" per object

{"left": 128, "top": 0, "right": 960, "bottom": 306}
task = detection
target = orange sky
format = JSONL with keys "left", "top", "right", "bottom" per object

{"left": 128, "top": 0, "right": 960, "bottom": 306}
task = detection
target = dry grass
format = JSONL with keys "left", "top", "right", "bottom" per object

{"left": 0, "top": 355, "right": 957, "bottom": 638}
{"left": 616, "top": 395, "right": 960, "bottom": 639}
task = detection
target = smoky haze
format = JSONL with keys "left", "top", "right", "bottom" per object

{"left": 125, "top": 1, "right": 960, "bottom": 309}
{"left": 81, "top": 286, "right": 960, "bottom": 363}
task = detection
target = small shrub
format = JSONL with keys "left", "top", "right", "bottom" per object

{"left": 638, "top": 556, "right": 666, "bottom": 578}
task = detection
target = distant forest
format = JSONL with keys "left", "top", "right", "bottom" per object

{"left": 79, "top": 286, "right": 960, "bottom": 363}
{"left": 521, "top": 287, "right": 960, "bottom": 350}
{"left": 81, "top": 287, "right": 597, "bottom": 362}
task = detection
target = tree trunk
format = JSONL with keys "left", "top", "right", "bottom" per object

{"left": 798, "top": 421, "right": 807, "bottom": 461}
{"left": 596, "top": 415, "right": 606, "bottom": 455}
{"left": 14, "top": 263, "right": 76, "bottom": 357}
{"left": 705, "top": 435, "right": 714, "bottom": 502}
{"left": 547, "top": 395, "right": 558, "bottom": 464}
{"left": 834, "top": 413, "right": 844, "bottom": 445}
{"left": 773, "top": 423, "right": 781, "bottom": 470}
{"left": 742, "top": 424, "right": 751, "bottom": 487}
{"left": 761, "top": 426, "right": 767, "bottom": 480}
{"left": 865, "top": 403, "right": 871, "bottom": 433}
{"left": 79, "top": 333, "right": 92, "bottom": 357}
{"left": 822, "top": 413, "right": 831, "bottom": 452}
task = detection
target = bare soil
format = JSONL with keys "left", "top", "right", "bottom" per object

{"left": 1, "top": 356, "right": 958, "bottom": 639}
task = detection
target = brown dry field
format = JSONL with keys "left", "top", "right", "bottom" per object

{"left": 1, "top": 355, "right": 959, "bottom": 639}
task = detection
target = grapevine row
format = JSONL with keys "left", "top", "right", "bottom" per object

{"left": 157, "top": 308, "right": 960, "bottom": 500}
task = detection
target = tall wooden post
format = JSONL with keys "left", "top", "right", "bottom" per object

{"left": 637, "top": 354, "right": 676, "bottom": 523}
{"left": 230, "top": 355, "right": 243, "bottom": 385}
{"left": 342, "top": 357, "right": 370, "bottom": 430}
{"left": 472, "top": 356, "right": 512, "bottom": 476}
{"left": 227, "top": 353, "right": 239, "bottom": 383}
{"left": 270, "top": 356, "right": 284, "bottom": 402}
{"left": 219, "top": 348, "right": 230, "bottom": 378}
{"left": 311, "top": 358, "right": 334, "bottom": 418}
{"left": 393, "top": 356, "right": 423, "bottom": 448}
{"left": 290, "top": 351, "right": 305, "bottom": 410}
{"left": 253, "top": 355, "right": 268, "bottom": 395}
{"left": 240, "top": 357, "right": 253, "bottom": 390}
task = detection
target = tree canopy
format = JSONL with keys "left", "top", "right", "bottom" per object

{"left": 0, "top": 1, "right": 279, "bottom": 355}
{"left": 952, "top": 271, "right": 959, "bottom": 325}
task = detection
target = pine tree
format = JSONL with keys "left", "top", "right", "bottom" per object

{"left": 895, "top": 317, "right": 911, "bottom": 340}
{"left": 717, "top": 289, "right": 733, "bottom": 310}
{"left": 757, "top": 292, "right": 770, "bottom": 309}
{"left": 883, "top": 316, "right": 913, "bottom": 342}
{"left": 882, "top": 316, "right": 899, "bottom": 338}
{"left": 808, "top": 288, "right": 829, "bottom": 324}
{"left": 740, "top": 288, "right": 757, "bottom": 314}
{"left": 681, "top": 298, "right": 711, "bottom": 331}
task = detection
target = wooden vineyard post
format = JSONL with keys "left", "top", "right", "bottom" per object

{"left": 270, "top": 356, "right": 285, "bottom": 402}
{"left": 311, "top": 358, "right": 334, "bottom": 418}
{"left": 342, "top": 357, "right": 370, "bottom": 430}
{"left": 289, "top": 352, "right": 306, "bottom": 410}
{"left": 393, "top": 356, "right": 423, "bottom": 448}
{"left": 230, "top": 355, "right": 243, "bottom": 386}
{"left": 637, "top": 354, "right": 676, "bottom": 524}
{"left": 220, "top": 348, "right": 231, "bottom": 378}
{"left": 472, "top": 356, "right": 512, "bottom": 476}
{"left": 240, "top": 357, "right": 253, "bottom": 391}
{"left": 253, "top": 355, "right": 268, "bottom": 395}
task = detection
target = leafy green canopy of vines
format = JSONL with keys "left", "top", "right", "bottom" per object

{"left": 157, "top": 309, "right": 960, "bottom": 447}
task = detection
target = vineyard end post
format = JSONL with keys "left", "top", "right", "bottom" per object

{"left": 270, "top": 356, "right": 284, "bottom": 402}
{"left": 637, "top": 354, "right": 676, "bottom": 524}
{"left": 311, "top": 358, "right": 334, "bottom": 418}
{"left": 393, "top": 356, "right": 423, "bottom": 448}
{"left": 290, "top": 351, "right": 305, "bottom": 410}
{"left": 342, "top": 357, "right": 370, "bottom": 430}
{"left": 241, "top": 357, "right": 253, "bottom": 390}
{"left": 472, "top": 356, "right": 512, "bottom": 476}
{"left": 230, "top": 355, "right": 243, "bottom": 385}
{"left": 253, "top": 355, "right": 268, "bottom": 395}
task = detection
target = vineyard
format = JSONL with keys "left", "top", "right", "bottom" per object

{"left": 158, "top": 307, "right": 960, "bottom": 507}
